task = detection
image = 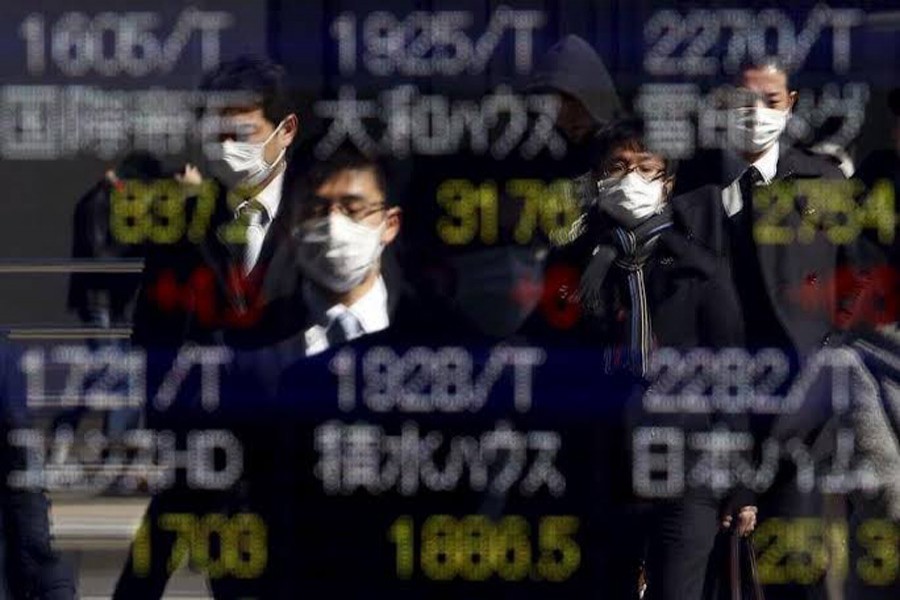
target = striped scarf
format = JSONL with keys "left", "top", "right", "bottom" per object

{"left": 579, "top": 210, "right": 674, "bottom": 376}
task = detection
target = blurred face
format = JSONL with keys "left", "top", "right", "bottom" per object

{"left": 295, "top": 167, "right": 401, "bottom": 294}
{"left": 216, "top": 106, "right": 298, "bottom": 165}
{"left": 556, "top": 92, "right": 595, "bottom": 143}
{"left": 302, "top": 168, "right": 400, "bottom": 245}
{"left": 738, "top": 67, "right": 797, "bottom": 111}
{"left": 597, "top": 146, "right": 673, "bottom": 198}
{"left": 594, "top": 143, "right": 674, "bottom": 228}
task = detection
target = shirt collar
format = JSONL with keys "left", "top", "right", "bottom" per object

{"left": 253, "top": 169, "right": 284, "bottom": 222}
{"left": 723, "top": 141, "right": 780, "bottom": 186}
{"left": 303, "top": 275, "right": 390, "bottom": 334}
{"left": 750, "top": 141, "right": 779, "bottom": 184}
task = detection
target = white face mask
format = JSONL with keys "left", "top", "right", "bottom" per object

{"left": 597, "top": 172, "right": 666, "bottom": 229}
{"left": 296, "top": 212, "right": 386, "bottom": 293}
{"left": 726, "top": 107, "right": 789, "bottom": 154}
{"left": 210, "top": 120, "right": 287, "bottom": 190}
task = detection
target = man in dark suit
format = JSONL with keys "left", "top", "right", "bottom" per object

{"left": 115, "top": 56, "right": 305, "bottom": 600}
{"left": 675, "top": 59, "right": 873, "bottom": 599}
{"left": 131, "top": 56, "right": 303, "bottom": 351}
{"left": 675, "top": 58, "right": 853, "bottom": 358}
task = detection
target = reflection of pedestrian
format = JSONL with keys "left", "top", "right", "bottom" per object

{"left": 115, "top": 55, "right": 304, "bottom": 600}
{"left": 529, "top": 34, "right": 622, "bottom": 176}
{"left": 677, "top": 59, "right": 877, "bottom": 600}
{"left": 55, "top": 152, "right": 162, "bottom": 465}
{"left": 526, "top": 119, "right": 750, "bottom": 600}
{"left": 0, "top": 337, "right": 76, "bottom": 599}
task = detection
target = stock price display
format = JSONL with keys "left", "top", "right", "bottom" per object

{"left": 1, "top": 1, "right": 897, "bottom": 599}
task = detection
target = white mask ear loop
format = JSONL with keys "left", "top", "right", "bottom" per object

{"left": 260, "top": 119, "right": 287, "bottom": 168}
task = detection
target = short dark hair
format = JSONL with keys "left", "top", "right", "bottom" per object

{"left": 590, "top": 118, "right": 677, "bottom": 177}
{"left": 303, "top": 145, "right": 390, "bottom": 203}
{"left": 199, "top": 55, "right": 292, "bottom": 125}
{"left": 736, "top": 57, "right": 794, "bottom": 89}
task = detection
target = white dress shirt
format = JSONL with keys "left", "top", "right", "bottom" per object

{"left": 301, "top": 276, "right": 390, "bottom": 356}
{"left": 237, "top": 170, "right": 284, "bottom": 273}
{"left": 721, "top": 142, "right": 780, "bottom": 217}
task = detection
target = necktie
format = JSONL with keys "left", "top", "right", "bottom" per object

{"left": 233, "top": 199, "right": 270, "bottom": 274}
{"left": 729, "top": 165, "right": 786, "bottom": 349}
{"left": 326, "top": 310, "right": 364, "bottom": 346}
{"left": 738, "top": 166, "right": 763, "bottom": 218}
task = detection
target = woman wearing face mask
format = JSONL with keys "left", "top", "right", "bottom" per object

{"left": 529, "top": 119, "right": 755, "bottom": 600}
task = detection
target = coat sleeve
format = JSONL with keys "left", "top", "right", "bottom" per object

{"left": 0, "top": 341, "right": 76, "bottom": 600}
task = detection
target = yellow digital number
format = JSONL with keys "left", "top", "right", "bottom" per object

{"left": 492, "top": 515, "right": 531, "bottom": 581}
{"left": 186, "top": 181, "right": 219, "bottom": 243}
{"left": 421, "top": 514, "right": 459, "bottom": 580}
{"left": 857, "top": 519, "right": 899, "bottom": 586}
{"left": 787, "top": 518, "right": 828, "bottom": 585}
{"left": 753, "top": 182, "right": 795, "bottom": 245}
{"left": 756, "top": 518, "right": 791, "bottom": 584}
{"left": 231, "top": 513, "right": 267, "bottom": 579}
{"left": 543, "top": 180, "right": 579, "bottom": 246}
{"left": 192, "top": 513, "right": 234, "bottom": 579}
{"left": 437, "top": 179, "right": 481, "bottom": 245}
{"left": 110, "top": 180, "right": 152, "bottom": 244}
{"left": 507, "top": 179, "right": 542, "bottom": 245}
{"left": 388, "top": 515, "right": 414, "bottom": 580}
{"left": 139, "top": 512, "right": 266, "bottom": 579}
{"left": 148, "top": 180, "right": 187, "bottom": 244}
{"left": 817, "top": 180, "right": 863, "bottom": 245}
{"left": 158, "top": 513, "right": 194, "bottom": 575}
{"left": 858, "top": 179, "right": 896, "bottom": 245}
{"left": 459, "top": 515, "right": 493, "bottom": 581}
{"left": 536, "top": 516, "right": 580, "bottom": 582}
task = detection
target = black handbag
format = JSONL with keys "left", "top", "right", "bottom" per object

{"left": 704, "top": 527, "right": 765, "bottom": 600}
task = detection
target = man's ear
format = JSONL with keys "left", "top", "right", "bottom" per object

{"left": 280, "top": 113, "right": 299, "bottom": 146}
{"left": 381, "top": 207, "right": 402, "bottom": 244}
{"left": 787, "top": 91, "right": 798, "bottom": 111}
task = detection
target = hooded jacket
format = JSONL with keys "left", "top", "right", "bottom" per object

{"left": 529, "top": 34, "right": 621, "bottom": 128}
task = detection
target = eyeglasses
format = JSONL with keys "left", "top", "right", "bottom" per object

{"left": 302, "top": 196, "right": 386, "bottom": 222}
{"left": 600, "top": 161, "right": 668, "bottom": 183}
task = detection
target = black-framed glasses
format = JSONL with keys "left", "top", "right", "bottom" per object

{"left": 301, "top": 196, "right": 387, "bottom": 222}
{"left": 600, "top": 161, "right": 668, "bottom": 184}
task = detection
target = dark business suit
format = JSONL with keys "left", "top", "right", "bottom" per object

{"left": 117, "top": 161, "right": 310, "bottom": 600}
{"left": 675, "top": 145, "right": 853, "bottom": 356}
{"left": 677, "top": 145, "right": 866, "bottom": 599}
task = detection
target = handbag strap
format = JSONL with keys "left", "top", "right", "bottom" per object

{"left": 730, "top": 530, "right": 741, "bottom": 600}
{"left": 746, "top": 536, "right": 765, "bottom": 600}
{"left": 729, "top": 529, "right": 766, "bottom": 600}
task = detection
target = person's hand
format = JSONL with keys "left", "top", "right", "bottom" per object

{"left": 175, "top": 163, "right": 203, "bottom": 185}
{"left": 721, "top": 506, "right": 758, "bottom": 536}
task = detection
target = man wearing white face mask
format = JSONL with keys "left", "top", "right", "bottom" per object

{"left": 672, "top": 61, "right": 870, "bottom": 600}
{"left": 130, "top": 56, "right": 303, "bottom": 351}
{"left": 674, "top": 59, "right": 849, "bottom": 359}
{"left": 291, "top": 147, "right": 402, "bottom": 356}
{"left": 118, "top": 56, "right": 305, "bottom": 600}
{"left": 721, "top": 60, "right": 798, "bottom": 218}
